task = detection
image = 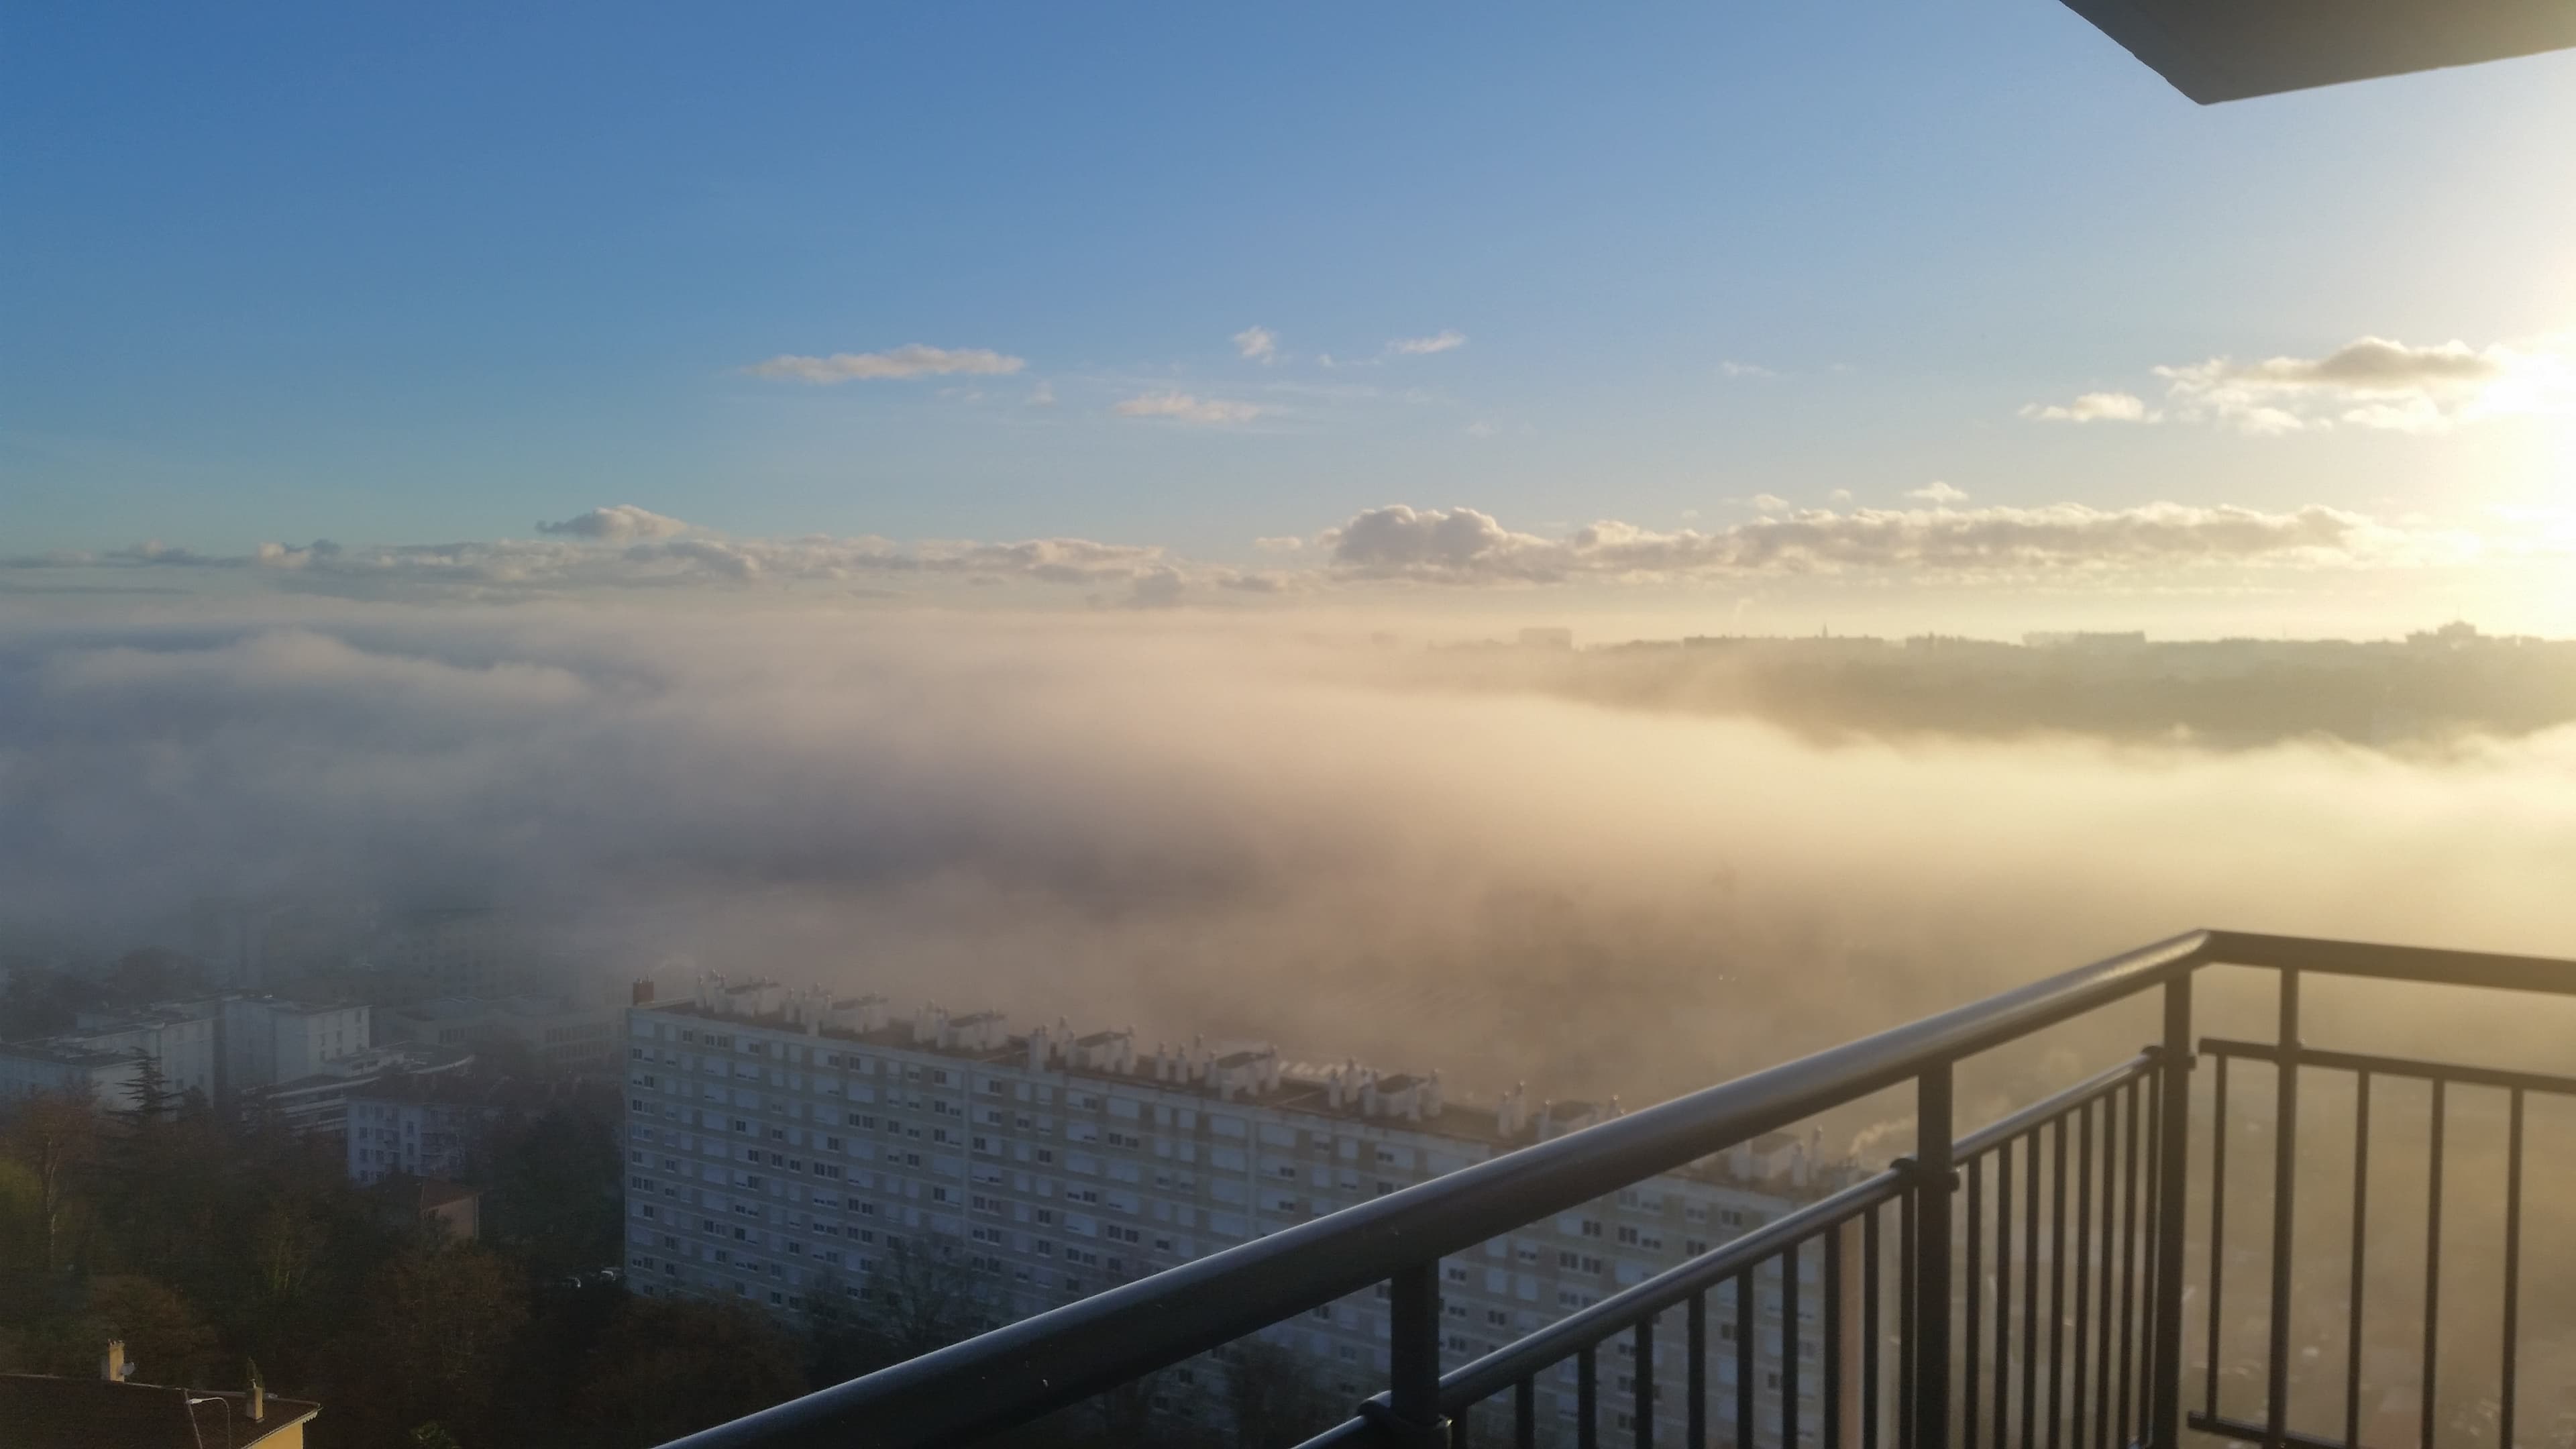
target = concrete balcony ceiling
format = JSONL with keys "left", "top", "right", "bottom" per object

{"left": 2061, "top": 0, "right": 2576, "bottom": 101}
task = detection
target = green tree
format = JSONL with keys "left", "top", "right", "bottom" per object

{"left": 570, "top": 1296, "right": 806, "bottom": 1448}
{"left": 484, "top": 1103, "right": 620, "bottom": 1282}
{"left": 798, "top": 1267, "right": 897, "bottom": 1387}
{"left": 865, "top": 1232, "right": 989, "bottom": 1358}
{"left": 1220, "top": 1339, "right": 1338, "bottom": 1449}
{"left": 330, "top": 1242, "right": 531, "bottom": 1445}
{"left": 1, "top": 1091, "right": 99, "bottom": 1277}
{"left": 70, "top": 1275, "right": 219, "bottom": 1387}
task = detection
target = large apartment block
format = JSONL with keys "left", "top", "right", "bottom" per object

{"left": 623, "top": 978, "right": 1845, "bottom": 1443}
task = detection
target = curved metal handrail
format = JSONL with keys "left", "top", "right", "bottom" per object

{"left": 657, "top": 929, "right": 2576, "bottom": 1448}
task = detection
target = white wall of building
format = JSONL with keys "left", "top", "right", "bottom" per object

{"left": 616, "top": 997, "right": 1828, "bottom": 1443}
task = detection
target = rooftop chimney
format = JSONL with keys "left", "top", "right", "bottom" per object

{"left": 101, "top": 1340, "right": 127, "bottom": 1383}
{"left": 248, "top": 1360, "right": 266, "bottom": 1422}
{"left": 631, "top": 979, "right": 655, "bottom": 1006}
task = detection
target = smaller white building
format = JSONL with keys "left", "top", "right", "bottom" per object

{"left": 0, "top": 1038, "right": 144, "bottom": 1104}
{"left": 221, "top": 996, "right": 370, "bottom": 1097}
{"left": 345, "top": 1071, "right": 505, "bottom": 1184}
{"left": 250, "top": 1042, "right": 472, "bottom": 1138}
{"left": 64, "top": 1004, "right": 223, "bottom": 1103}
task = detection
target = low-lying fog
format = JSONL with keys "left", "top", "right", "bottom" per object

{"left": 7, "top": 605, "right": 2571, "bottom": 1116}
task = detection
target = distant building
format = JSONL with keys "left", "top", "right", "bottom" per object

{"left": 377, "top": 994, "right": 621, "bottom": 1075}
{"left": 217, "top": 997, "right": 370, "bottom": 1100}
{"left": 373, "top": 907, "right": 549, "bottom": 1001}
{"left": 370, "top": 1175, "right": 484, "bottom": 1240}
{"left": 1517, "top": 627, "right": 1574, "bottom": 649}
{"left": 2023, "top": 630, "right": 2147, "bottom": 650}
{"left": 621, "top": 977, "right": 1842, "bottom": 1442}
{"left": 0, "top": 1345, "right": 318, "bottom": 1449}
{"left": 345, "top": 1069, "right": 517, "bottom": 1183}
{"left": 247, "top": 1042, "right": 474, "bottom": 1138}
{"left": 0, "top": 993, "right": 367, "bottom": 1110}
{"left": 0, "top": 1038, "right": 147, "bottom": 1104}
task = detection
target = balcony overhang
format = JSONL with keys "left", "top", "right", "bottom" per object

{"left": 2059, "top": 0, "right": 2576, "bottom": 103}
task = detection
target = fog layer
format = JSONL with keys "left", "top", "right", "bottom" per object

{"left": 5, "top": 608, "right": 2573, "bottom": 1104}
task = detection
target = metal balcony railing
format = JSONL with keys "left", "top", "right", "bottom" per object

{"left": 657, "top": 930, "right": 2575, "bottom": 1449}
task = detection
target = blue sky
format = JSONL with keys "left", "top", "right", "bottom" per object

{"left": 5, "top": 5, "right": 2573, "bottom": 631}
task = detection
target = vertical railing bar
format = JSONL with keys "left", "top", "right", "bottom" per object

{"left": 1784, "top": 1241, "right": 1802, "bottom": 1449}
{"left": 2116, "top": 1079, "right": 2139, "bottom": 1448}
{"left": 2020, "top": 1132, "right": 2039, "bottom": 1449}
{"left": 1915, "top": 1065, "right": 1954, "bottom": 1449}
{"left": 2094, "top": 1087, "right": 2119, "bottom": 1449}
{"left": 1635, "top": 1316, "right": 1656, "bottom": 1449}
{"left": 2149, "top": 975, "right": 2193, "bottom": 1449}
{"left": 1580, "top": 1344, "right": 1600, "bottom": 1449}
{"left": 1451, "top": 1401, "right": 1473, "bottom": 1449}
{"left": 2072, "top": 1102, "right": 2094, "bottom": 1449}
{"left": 1994, "top": 1136, "right": 2014, "bottom": 1449}
{"left": 2265, "top": 968, "right": 2301, "bottom": 1449}
{"left": 1863, "top": 1206, "right": 1882, "bottom": 1449}
{"left": 1391, "top": 1260, "right": 1448, "bottom": 1446}
{"left": 2345, "top": 1070, "right": 2369, "bottom": 1449}
{"left": 1735, "top": 1269, "right": 1756, "bottom": 1449}
{"left": 1963, "top": 1153, "right": 1983, "bottom": 1449}
{"left": 2205, "top": 1051, "right": 2229, "bottom": 1425}
{"left": 1687, "top": 1291, "right": 1707, "bottom": 1449}
{"left": 2048, "top": 1115, "right": 2068, "bottom": 1449}
{"left": 2501, "top": 1085, "right": 2522, "bottom": 1449}
{"left": 1516, "top": 1375, "right": 1537, "bottom": 1449}
{"left": 2420, "top": 1078, "right": 2444, "bottom": 1449}
{"left": 1898, "top": 1179, "right": 1917, "bottom": 1448}
{"left": 1825, "top": 1222, "right": 1845, "bottom": 1449}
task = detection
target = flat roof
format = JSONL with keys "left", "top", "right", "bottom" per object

{"left": 2061, "top": 0, "right": 2576, "bottom": 103}
{"left": 639, "top": 1000, "right": 1835, "bottom": 1197}
{"left": 0, "top": 1375, "right": 319, "bottom": 1449}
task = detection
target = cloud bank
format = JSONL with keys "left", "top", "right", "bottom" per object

{"left": 5, "top": 496, "right": 2496, "bottom": 607}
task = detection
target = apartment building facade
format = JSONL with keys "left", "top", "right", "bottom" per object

{"left": 622, "top": 979, "right": 1842, "bottom": 1443}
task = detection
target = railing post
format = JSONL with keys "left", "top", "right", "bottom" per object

{"left": 2264, "top": 969, "right": 2299, "bottom": 1449}
{"left": 2149, "top": 975, "right": 2193, "bottom": 1449}
{"left": 1911, "top": 1064, "right": 1953, "bottom": 1449}
{"left": 1368, "top": 1262, "right": 1450, "bottom": 1447}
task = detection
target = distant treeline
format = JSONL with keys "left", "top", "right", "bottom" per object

{"left": 1411, "top": 637, "right": 2576, "bottom": 747}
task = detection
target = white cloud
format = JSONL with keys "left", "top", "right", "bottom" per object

{"left": 1253, "top": 536, "right": 1306, "bottom": 553}
{"left": 1028, "top": 382, "right": 1057, "bottom": 407}
{"left": 1234, "top": 326, "right": 1279, "bottom": 364}
{"left": 1113, "top": 392, "right": 1264, "bottom": 425}
{"left": 1719, "top": 360, "right": 1778, "bottom": 379}
{"left": 1828, "top": 489, "right": 1854, "bottom": 504}
{"left": 1908, "top": 481, "right": 1970, "bottom": 504}
{"left": 2021, "top": 392, "right": 2154, "bottom": 424}
{"left": 1750, "top": 494, "right": 1792, "bottom": 513}
{"left": 746, "top": 345, "right": 1026, "bottom": 383}
{"left": 537, "top": 505, "right": 694, "bottom": 542}
{"left": 2095, "top": 335, "right": 2569, "bottom": 435}
{"left": 1387, "top": 331, "right": 1466, "bottom": 356}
